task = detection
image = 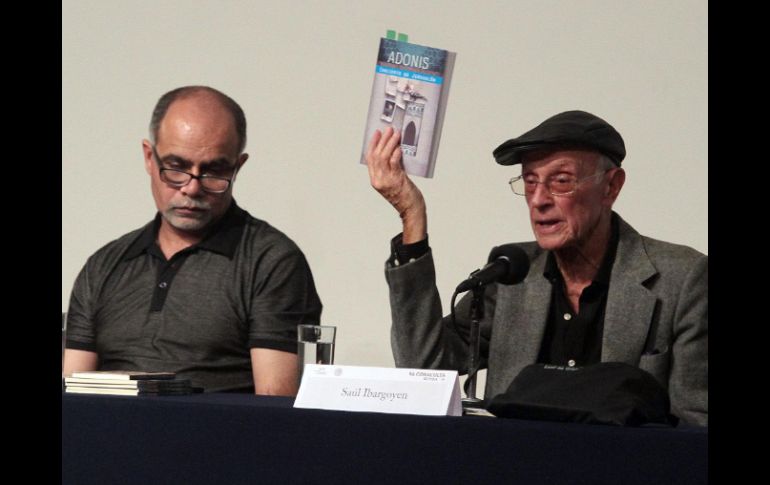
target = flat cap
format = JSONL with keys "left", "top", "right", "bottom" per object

{"left": 493, "top": 110, "right": 626, "bottom": 166}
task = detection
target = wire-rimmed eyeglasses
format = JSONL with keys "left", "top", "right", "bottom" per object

{"left": 509, "top": 169, "right": 610, "bottom": 197}
{"left": 152, "top": 145, "right": 238, "bottom": 194}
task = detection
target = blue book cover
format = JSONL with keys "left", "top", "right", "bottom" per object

{"left": 361, "top": 37, "right": 456, "bottom": 178}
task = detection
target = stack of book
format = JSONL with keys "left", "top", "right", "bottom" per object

{"left": 64, "top": 370, "right": 193, "bottom": 396}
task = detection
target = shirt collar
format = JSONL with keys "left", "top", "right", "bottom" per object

{"left": 123, "top": 200, "right": 247, "bottom": 260}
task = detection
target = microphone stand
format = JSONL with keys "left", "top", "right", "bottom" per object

{"left": 462, "top": 285, "right": 485, "bottom": 407}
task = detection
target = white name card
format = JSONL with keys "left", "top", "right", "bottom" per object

{"left": 293, "top": 364, "right": 461, "bottom": 416}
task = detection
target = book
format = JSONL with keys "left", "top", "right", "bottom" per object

{"left": 65, "top": 386, "right": 193, "bottom": 397}
{"left": 64, "top": 378, "right": 194, "bottom": 396}
{"left": 69, "top": 370, "right": 176, "bottom": 381}
{"left": 360, "top": 37, "right": 456, "bottom": 178}
{"left": 64, "top": 378, "right": 191, "bottom": 389}
{"left": 65, "top": 387, "right": 146, "bottom": 396}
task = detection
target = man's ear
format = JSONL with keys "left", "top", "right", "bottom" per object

{"left": 604, "top": 167, "right": 625, "bottom": 205}
{"left": 238, "top": 153, "right": 249, "bottom": 169}
{"left": 142, "top": 140, "right": 154, "bottom": 175}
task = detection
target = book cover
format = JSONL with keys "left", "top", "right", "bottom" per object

{"left": 65, "top": 386, "right": 193, "bottom": 396}
{"left": 69, "top": 370, "right": 176, "bottom": 381}
{"left": 64, "top": 378, "right": 191, "bottom": 389}
{"left": 360, "top": 37, "right": 456, "bottom": 178}
{"left": 65, "top": 387, "right": 144, "bottom": 396}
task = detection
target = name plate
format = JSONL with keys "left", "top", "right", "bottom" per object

{"left": 294, "top": 364, "right": 461, "bottom": 416}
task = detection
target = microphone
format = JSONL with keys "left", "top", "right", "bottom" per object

{"left": 455, "top": 244, "right": 530, "bottom": 293}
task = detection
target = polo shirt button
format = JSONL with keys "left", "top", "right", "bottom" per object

{"left": 567, "top": 359, "right": 576, "bottom": 367}
{"left": 159, "top": 282, "right": 168, "bottom": 289}
{"left": 563, "top": 313, "right": 572, "bottom": 321}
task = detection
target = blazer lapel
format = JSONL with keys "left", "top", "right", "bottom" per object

{"left": 601, "top": 216, "right": 659, "bottom": 363}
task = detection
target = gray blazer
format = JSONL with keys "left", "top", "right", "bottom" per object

{"left": 386, "top": 214, "right": 707, "bottom": 426}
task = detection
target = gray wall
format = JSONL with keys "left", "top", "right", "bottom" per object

{"left": 63, "top": 0, "right": 708, "bottom": 371}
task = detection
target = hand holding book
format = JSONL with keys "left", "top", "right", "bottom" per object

{"left": 366, "top": 126, "right": 427, "bottom": 244}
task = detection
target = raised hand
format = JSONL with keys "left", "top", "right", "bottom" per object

{"left": 366, "top": 127, "right": 427, "bottom": 243}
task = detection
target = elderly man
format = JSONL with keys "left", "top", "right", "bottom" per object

{"left": 366, "top": 110, "right": 707, "bottom": 426}
{"left": 64, "top": 86, "right": 322, "bottom": 395}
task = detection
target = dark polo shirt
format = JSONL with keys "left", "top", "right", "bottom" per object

{"left": 66, "top": 201, "right": 322, "bottom": 392}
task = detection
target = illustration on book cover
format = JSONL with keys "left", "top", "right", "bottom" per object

{"left": 361, "top": 37, "right": 456, "bottom": 178}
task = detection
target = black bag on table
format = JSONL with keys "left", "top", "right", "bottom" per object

{"left": 486, "top": 362, "right": 678, "bottom": 427}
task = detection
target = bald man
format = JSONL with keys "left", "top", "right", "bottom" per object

{"left": 64, "top": 86, "right": 322, "bottom": 395}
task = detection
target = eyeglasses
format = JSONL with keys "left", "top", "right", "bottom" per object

{"left": 509, "top": 169, "right": 610, "bottom": 197}
{"left": 152, "top": 146, "right": 238, "bottom": 194}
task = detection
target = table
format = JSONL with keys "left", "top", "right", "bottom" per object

{"left": 62, "top": 393, "right": 707, "bottom": 484}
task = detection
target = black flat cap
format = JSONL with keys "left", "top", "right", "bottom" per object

{"left": 493, "top": 110, "right": 626, "bottom": 166}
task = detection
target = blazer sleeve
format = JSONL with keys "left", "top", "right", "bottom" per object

{"left": 668, "top": 254, "right": 708, "bottom": 426}
{"left": 385, "top": 250, "right": 497, "bottom": 374}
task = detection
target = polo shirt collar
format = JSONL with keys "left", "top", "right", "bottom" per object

{"left": 123, "top": 200, "right": 247, "bottom": 260}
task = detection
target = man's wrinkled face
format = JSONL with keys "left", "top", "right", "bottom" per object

{"left": 521, "top": 149, "right": 614, "bottom": 252}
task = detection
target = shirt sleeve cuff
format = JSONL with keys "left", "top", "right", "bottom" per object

{"left": 389, "top": 232, "right": 430, "bottom": 266}
{"left": 65, "top": 339, "right": 96, "bottom": 352}
{"left": 248, "top": 339, "right": 298, "bottom": 354}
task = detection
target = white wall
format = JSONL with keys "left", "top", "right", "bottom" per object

{"left": 63, "top": 0, "right": 707, "bottom": 371}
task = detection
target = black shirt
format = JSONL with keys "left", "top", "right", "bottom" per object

{"left": 537, "top": 216, "right": 620, "bottom": 367}
{"left": 66, "top": 201, "right": 322, "bottom": 392}
{"left": 389, "top": 232, "right": 430, "bottom": 266}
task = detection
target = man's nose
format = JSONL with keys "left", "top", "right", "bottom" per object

{"left": 181, "top": 176, "right": 204, "bottom": 197}
{"left": 528, "top": 181, "right": 554, "bottom": 207}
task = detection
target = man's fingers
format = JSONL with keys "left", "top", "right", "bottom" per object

{"left": 389, "top": 142, "right": 403, "bottom": 168}
{"left": 366, "top": 126, "right": 406, "bottom": 195}
{"left": 366, "top": 129, "right": 382, "bottom": 160}
{"left": 372, "top": 126, "right": 394, "bottom": 155}
{"left": 382, "top": 128, "right": 401, "bottom": 159}
{"left": 366, "top": 142, "right": 379, "bottom": 181}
